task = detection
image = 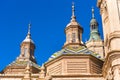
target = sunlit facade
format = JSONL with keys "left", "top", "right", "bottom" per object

{"left": 0, "top": 0, "right": 120, "bottom": 80}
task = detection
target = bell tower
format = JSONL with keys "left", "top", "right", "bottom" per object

{"left": 89, "top": 7, "right": 100, "bottom": 41}
{"left": 97, "top": 0, "right": 120, "bottom": 79}
{"left": 18, "top": 23, "right": 36, "bottom": 63}
{"left": 86, "top": 7, "right": 104, "bottom": 59}
{"left": 63, "top": 2, "right": 84, "bottom": 48}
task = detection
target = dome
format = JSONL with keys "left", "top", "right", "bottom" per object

{"left": 66, "top": 17, "right": 83, "bottom": 30}
{"left": 90, "top": 7, "right": 98, "bottom": 26}
{"left": 23, "top": 37, "right": 34, "bottom": 44}
{"left": 48, "top": 46, "right": 101, "bottom": 61}
{"left": 89, "top": 32, "right": 101, "bottom": 41}
{"left": 90, "top": 18, "right": 98, "bottom": 25}
{"left": 66, "top": 21, "right": 80, "bottom": 27}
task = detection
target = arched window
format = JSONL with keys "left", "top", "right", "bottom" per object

{"left": 72, "top": 33, "right": 76, "bottom": 43}
{"left": 67, "top": 34, "right": 70, "bottom": 42}
{"left": 24, "top": 48, "right": 27, "bottom": 57}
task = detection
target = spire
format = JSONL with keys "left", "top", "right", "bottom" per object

{"left": 22, "top": 23, "right": 34, "bottom": 43}
{"left": 72, "top": 2, "right": 75, "bottom": 17}
{"left": 92, "top": 7, "right": 95, "bottom": 19}
{"left": 71, "top": 2, "right": 76, "bottom": 22}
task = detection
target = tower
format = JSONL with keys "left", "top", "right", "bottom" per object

{"left": 18, "top": 24, "right": 36, "bottom": 63}
{"left": 97, "top": 0, "right": 120, "bottom": 79}
{"left": 86, "top": 7, "right": 104, "bottom": 59}
{"left": 63, "top": 2, "right": 84, "bottom": 48}
{"left": 2, "top": 24, "right": 40, "bottom": 74}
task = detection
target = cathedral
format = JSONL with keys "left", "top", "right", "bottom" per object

{"left": 0, "top": 0, "right": 120, "bottom": 80}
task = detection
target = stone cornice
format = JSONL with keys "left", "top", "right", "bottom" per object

{"left": 0, "top": 73, "right": 39, "bottom": 78}
{"left": 108, "top": 31, "right": 120, "bottom": 47}
{"left": 51, "top": 74, "right": 103, "bottom": 78}
{"left": 0, "top": 74, "right": 24, "bottom": 78}
{"left": 104, "top": 31, "right": 120, "bottom": 49}
{"left": 111, "top": 64, "right": 120, "bottom": 71}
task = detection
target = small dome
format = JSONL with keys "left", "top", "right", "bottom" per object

{"left": 22, "top": 34, "right": 34, "bottom": 44}
{"left": 23, "top": 37, "right": 34, "bottom": 44}
{"left": 89, "top": 32, "right": 101, "bottom": 41}
{"left": 90, "top": 7, "right": 98, "bottom": 26}
{"left": 66, "top": 21, "right": 80, "bottom": 27}
{"left": 90, "top": 18, "right": 98, "bottom": 25}
{"left": 66, "top": 16, "right": 83, "bottom": 30}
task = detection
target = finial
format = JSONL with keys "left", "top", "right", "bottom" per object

{"left": 28, "top": 23, "right": 31, "bottom": 34}
{"left": 92, "top": 7, "right": 95, "bottom": 18}
{"left": 71, "top": 2, "right": 76, "bottom": 22}
{"left": 72, "top": 2, "right": 75, "bottom": 17}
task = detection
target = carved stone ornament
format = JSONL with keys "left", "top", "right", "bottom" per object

{"left": 112, "top": 65, "right": 120, "bottom": 80}
{"left": 100, "top": 0, "right": 107, "bottom": 14}
{"left": 107, "top": 68, "right": 113, "bottom": 80}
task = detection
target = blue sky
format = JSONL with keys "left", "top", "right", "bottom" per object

{"left": 0, "top": 0, "right": 103, "bottom": 71}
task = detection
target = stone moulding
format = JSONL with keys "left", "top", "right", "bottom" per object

{"left": 102, "top": 50, "right": 120, "bottom": 77}
{"left": 107, "top": 31, "right": 120, "bottom": 49}
{"left": 51, "top": 74, "right": 103, "bottom": 78}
